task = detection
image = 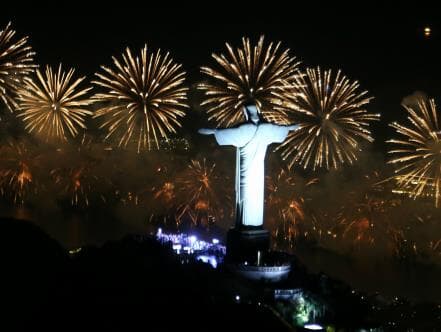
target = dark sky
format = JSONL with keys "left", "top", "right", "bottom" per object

{"left": 2, "top": 2, "right": 440, "bottom": 148}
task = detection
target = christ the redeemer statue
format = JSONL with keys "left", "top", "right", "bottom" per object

{"left": 199, "top": 104, "right": 300, "bottom": 228}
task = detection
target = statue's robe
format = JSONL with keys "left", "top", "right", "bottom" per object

{"left": 214, "top": 122, "right": 291, "bottom": 227}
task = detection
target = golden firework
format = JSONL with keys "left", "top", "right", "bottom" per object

{"left": 335, "top": 171, "right": 394, "bottom": 247}
{"left": 51, "top": 164, "right": 96, "bottom": 207}
{"left": 176, "top": 158, "right": 229, "bottom": 227}
{"left": 153, "top": 181, "right": 176, "bottom": 206}
{"left": 278, "top": 67, "right": 379, "bottom": 170}
{"left": 388, "top": 98, "right": 441, "bottom": 207}
{"left": 93, "top": 45, "right": 188, "bottom": 152}
{"left": 49, "top": 136, "right": 110, "bottom": 207}
{"left": 199, "top": 35, "right": 301, "bottom": 127}
{"left": 266, "top": 168, "right": 318, "bottom": 248}
{"left": 0, "top": 141, "right": 39, "bottom": 204}
{"left": 17, "top": 64, "right": 93, "bottom": 141}
{"left": 266, "top": 169, "right": 306, "bottom": 244}
{"left": 0, "top": 22, "right": 37, "bottom": 112}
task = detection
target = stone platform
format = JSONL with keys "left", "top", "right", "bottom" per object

{"left": 230, "top": 263, "right": 291, "bottom": 282}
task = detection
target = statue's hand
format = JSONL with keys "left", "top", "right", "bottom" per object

{"left": 198, "top": 128, "right": 216, "bottom": 135}
{"left": 288, "top": 124, "right": 301, "bottom": 131}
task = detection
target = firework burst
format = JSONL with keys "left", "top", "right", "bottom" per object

{"left": 328, "top": 170, "right": 402, "bottom": 254}
{"left": 199, "top": 35, "right": 301, "bottom": 127}
{"left": 93, "top": 45, "right": 188, "bottom": 152}
{"left": 176, "top": 158, "right": 230, "bottom": 227}
{"left": 129, "top": 173, "right": 176, "bottom": 209}
{"left": 146, "top": 179, "right": 178, "bottom": 225}
{"left": 266, "top": 168, "right": 318, "bottom": 248}
{"left": 17, "top": 64, "right": 93, "bottom": 141}
{"left": 0, "top": 141, "right": 40, "bottom": 204}
{"left": 278, "top": 67, "right": 379, "bottom": 170}
{"left": 50, "top": 155, "right": 107, "bottom": 207}
{"left": 51, "top": 164, "right": 95, "bottom": 207}
{"left": 153, "top": 181, "right": 176, "bottom": 206}
{"left": 0, "top": 22, "right": 37, "bottom": 112}
{"left": 388, "top": 98, "right": 441, "bottom": 207}
{"left": 49, "top": 138, "right": 110, "bottom": 207}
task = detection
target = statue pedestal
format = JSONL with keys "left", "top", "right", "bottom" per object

{"left": 226, "top": 226, "right": 270, "bottom": 264}
{"left": 226, "top": 227, "right": 292, "bottom": 282}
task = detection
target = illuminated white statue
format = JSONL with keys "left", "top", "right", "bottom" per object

{"left": 199, "top": 104, "right": 300, "bottom": 227}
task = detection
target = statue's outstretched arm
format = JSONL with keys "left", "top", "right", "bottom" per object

{"left": 287, "top": 124, "right": 301, "bottom": 131}
{"left": 198, "top": 128, "right": 216, "bottom": 135}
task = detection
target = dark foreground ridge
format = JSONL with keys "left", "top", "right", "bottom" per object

{"left": 0, "top": 217, "right": 290, "bottom": 331}
{"left": 1, "top": 217, "right": 441, "bottom": 331}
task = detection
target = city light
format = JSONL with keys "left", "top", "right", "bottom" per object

{"left": 68, "top": 247, "right": 82, "bottom": 255}
{"left": 196, "top": 255, "right": 218, "bottom": 268}
{"left": 424, "top": 26, "right": 431, "bottom": 37}
{"left": 155, "top": 229, "right": 226, "bottom": 268}
{"left": 303, "top": 323, "right": 324, "bottom": 330}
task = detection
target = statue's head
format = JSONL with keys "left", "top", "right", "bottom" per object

{"left": 243, "top": 103, "right": 260, "bottom": 124}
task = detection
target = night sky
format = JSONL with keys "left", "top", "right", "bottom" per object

{"left": 4, "top": 1, "right": 441, "bottom": 307}
{"left": 1, "top": 3, "right": 440, "bottom": 149}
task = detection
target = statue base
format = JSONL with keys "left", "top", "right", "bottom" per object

{"left": 226, "top": 226, "right": 270, "bottom": 264}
